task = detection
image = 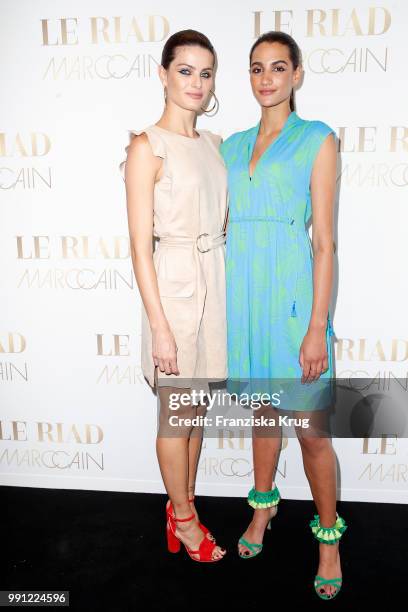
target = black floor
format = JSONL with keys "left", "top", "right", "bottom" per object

{"left": 3, "top": 486, "right": 406, "bottom": 610}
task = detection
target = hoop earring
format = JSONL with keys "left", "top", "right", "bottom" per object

{"left": 201, "top": 90, "right": 219, "bottom": 116}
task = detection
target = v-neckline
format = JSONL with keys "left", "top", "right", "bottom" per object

{"left": 248, "top": 110, "right": 297, "bottom": 180}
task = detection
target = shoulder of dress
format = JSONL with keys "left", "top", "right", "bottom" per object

{"left": 303, "top": 118, "right": 336, "bottom": 138}
{"left": 219, "top": 127, "right": 253, "bottom": 158}
{"left": 125, "top": 126, "right": 166, "bottom": 160}
{"left": 223, "top": 127, "right": 254, "bottom": 144}
{"left": 128, "top": 125, "right": 155, "bottom": 138}
{"left": 198, "top": 129, "right": 222, "bottom": 147}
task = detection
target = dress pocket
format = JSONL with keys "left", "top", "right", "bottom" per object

{"left": 157, "top": 277, "right": 195, "bottom": 298}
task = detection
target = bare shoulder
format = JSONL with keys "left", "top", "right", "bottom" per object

{"left": 124, "top": 131, "right": 162, "bottom": 185}
{"left": 127, "top": 132, "right": 153, "bottom": 158}
{"left": 126, "top": 132, "right": 162, "bottom": 170}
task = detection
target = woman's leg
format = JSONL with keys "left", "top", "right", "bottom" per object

{"left": 186, "top": 395, "right": 218, "bottom": 541}
{"left": 295, "top": 409, "right": 341, "bottom": 597}
{"left": 187, "top": 399, "right": 207, "bottom": 512}
{"left": 155, "top": 376, "right": 225, "bottom": 560}
{"left": 238, "top": 402, "right": 283, "bottom": 556}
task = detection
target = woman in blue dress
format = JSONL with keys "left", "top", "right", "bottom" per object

{"left": 220, "top": 31, "right": 347, "bottom": 599}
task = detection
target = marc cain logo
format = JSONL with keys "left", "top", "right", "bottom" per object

{"left": 198, "top": 455, "right": 287, "bottom": 478}
{"left": 253, "top": 7, "right": 392, "bottom": 74}
{"left": 0, "top": 132, "right": 52, "bottom": 191}
{"left": 40, "top": 16, "right": 170, "bottom": 80}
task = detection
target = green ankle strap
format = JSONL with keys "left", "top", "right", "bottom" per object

{"left": 310, "top": 512, "right": 347, "bottom": 544}
{"left": 247, "top": 485, "right": 280, "bottom": 509}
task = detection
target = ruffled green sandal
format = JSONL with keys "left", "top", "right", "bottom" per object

{"left": 238, "top": 485, "right": 280, "bottom": 559}
{"left": 310, "top": 512, "right": 348, "bottom": 600}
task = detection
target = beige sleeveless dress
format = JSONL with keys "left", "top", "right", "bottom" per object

{"left": 124, "top": 124, "right": 228, "bottom": 390}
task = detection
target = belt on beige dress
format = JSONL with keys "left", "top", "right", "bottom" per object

{"left": 157, "top": 231, "right": 226, "bottom": 253}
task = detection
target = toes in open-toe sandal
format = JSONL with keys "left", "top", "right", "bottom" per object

{"left": 238, "top": 537, "right": 264, "bottom": 559}
{"left": 314, "top": 576, "right": 343, "bottom": 600}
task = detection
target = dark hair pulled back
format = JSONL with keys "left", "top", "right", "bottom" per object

{"left": 249, "top": 31, "right": 302, "bottom": 111}
{"left": 161, "top": 29, "right": 215, "bottom": 69}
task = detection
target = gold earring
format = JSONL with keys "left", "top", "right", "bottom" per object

{"left": 201, "top": 90, "right": 219, "bottom": 116}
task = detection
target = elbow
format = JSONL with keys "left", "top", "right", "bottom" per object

{"left": 130, "top": 238, "right": 152, "bottom": 260}
{"left": 312, "top": 240, "right": 335, "bottom": 257}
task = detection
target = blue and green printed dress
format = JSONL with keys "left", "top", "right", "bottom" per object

{"left": 220, "top": 111, "right": 335, "bottom": 411}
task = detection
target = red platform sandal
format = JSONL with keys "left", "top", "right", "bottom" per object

{"left": 166, "top": 505, "right": 225, "bottom": 562}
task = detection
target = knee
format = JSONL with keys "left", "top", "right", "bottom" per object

{"left": 252, "top": 402, "right": 279, "bottom": 419}
{"left": 297, "top": 433, "right": 331, "bottom": 456}
{"left": 195, "top": 402, "right": 208, "bottom": 419}
{"left": 159, "top": 400, "right": 197, "bottom": 423}
{"left": 157, "top": 395, "right": 197, "bottom": 437}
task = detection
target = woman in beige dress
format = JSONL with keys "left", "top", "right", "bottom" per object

{"left": 123, "top": 30, "right": 227, "bottom": 562}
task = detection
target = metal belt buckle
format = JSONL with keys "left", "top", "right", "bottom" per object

{"left": 196, "top": 233, "right": 210, "bottom": 253}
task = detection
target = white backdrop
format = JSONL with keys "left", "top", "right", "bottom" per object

{"left": 1, "top": 0, "right": 407, "bottom": 503}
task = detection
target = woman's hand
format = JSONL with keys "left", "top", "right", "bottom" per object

{"left": 152, "top": 324, "right": 180, "bottom": 375}
{"left": 299, "top": 327, "right": 328, "bottom": 383}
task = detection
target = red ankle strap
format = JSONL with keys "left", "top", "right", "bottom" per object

{"left": 173, "top": 513, "right": 195, "bottom": 522}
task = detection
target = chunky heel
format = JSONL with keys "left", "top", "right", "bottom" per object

{"left": 166, "top": 516, "right": 181, "bottom": 553}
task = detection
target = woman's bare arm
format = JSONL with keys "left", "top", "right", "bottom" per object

{"left": 125, "top": 133, "right": 179, "bottom": 375}
{"left": 299, "top": 133, "right": 336, "bottom": 383}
